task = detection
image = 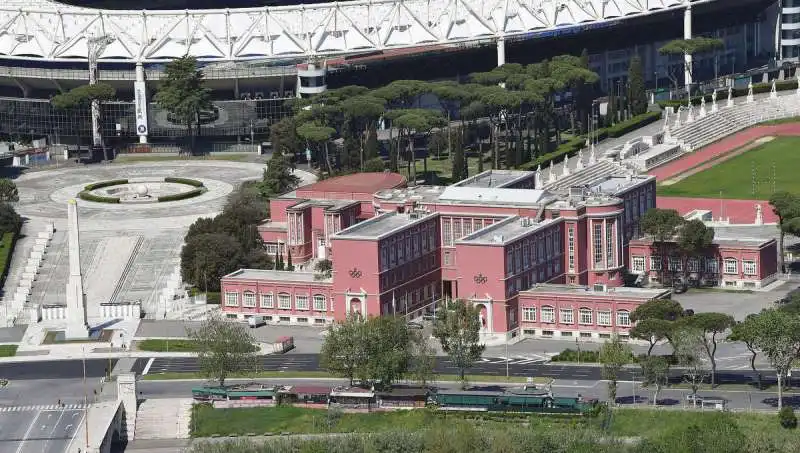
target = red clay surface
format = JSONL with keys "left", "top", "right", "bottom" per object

{"left": 297, "top": 172, "right": 406, "bottom": 197}
{"left": 650, "top": 123, "right": 800, "bottom": 180}
{"left": 651, "top": 123, "right": 800, "bottom": 224}
{"left": 656, "top": 196, "right": 777, "bottom": 225}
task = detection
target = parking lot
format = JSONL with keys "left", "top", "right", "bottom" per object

{"left": 0, "top": 407, "right": 84, "bottom": 453}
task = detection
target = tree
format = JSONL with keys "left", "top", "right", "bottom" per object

{"left": 320, "top": 314, "right": 367, "bottom": 386}
{"left": 672, "top": 325, "right": 710, "bottom": 404}
{"left": 769, "top": 191, "right": 800, "bottom": 273}
{"left": 640, "top": 208, "right": 684, "bottom": 285}
{"left": 451, "top": 142, "right": 467, "bottom": 183}
{"left": 410, "top": 333, "right": 436, "bottom": 386}
{"left": 679, "top": 312, "right": 734, "bottom": 387}
{"left": 297, "top": 123, "right": 336, "bottom": 174}
{"left": 286, "top": 250, "right": 294, "bottom": 271}
{"left": 269, "top": 117, "right": 301, "bottom": 160}
{"left": 364, "top": 127, "right": 379, "bottom": 161}
{"left": 0, "top": 203, "right": 22, "bottom": 234}
{"left": 751, "top": 308, "right": 800, "bottom": 410}
{"left": 629, "top": 299, "right": 684, "bottom": 355}
{"left": 677, "top": 219, "right": 714, "bottom": 282}
{"left": 658, "top": 38, "right": 725, "bottom": 96}
{"left": 729, "top": 314, "right": 763, "bottom": 389}
{"left": 153, "top": 56, "right": 212, "bottom": 154}
{"left": 638, "top": 355, "right": 670, "bottom": 406}
{"left": 363, "top": 157, "right": 385, "bottom": 173}
{"left": 627, "top": 55, "right": 648, "bottom": 116}
{"left": 314, "top": 258, "right": 333, "bottom": 279}
{"left": 0, "top": 179, "right": 18, "bottom": 203}
{"left": 51, "top": 83, "right": 116, "bottom": 159}
{"left": 432, "top": 300, "right": 485, "bottom": 387}
{"left": 180, "top": 233, "right": 244, "bottom": 292}
{"left": 599, "top": 334, "right": 632, "bottom": 405}
{"left": 187, "top": 313, "right": 259, "bottom": 386}
{"left": 259, "top": 147, "right": 300, "bottom": 198}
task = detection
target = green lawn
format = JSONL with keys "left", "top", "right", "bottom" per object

{"left": 136, "top": 339, "right": 201, "bottom": 352}
{"left": 0, "top": 345, "right": 17, "bottom": 357}
{"left": 658, "top": 136, "right": 800, "bottom": 200}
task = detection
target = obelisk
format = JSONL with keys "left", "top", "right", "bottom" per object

{"left": 65, "top": 199, "right": 89, "bottom": 339}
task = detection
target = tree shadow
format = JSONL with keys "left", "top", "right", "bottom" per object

{"left": 615, "top": 395, "right": 649, "bottom": 405}
{"left": 761, "top": 395, "right": 800, "bottom": 409}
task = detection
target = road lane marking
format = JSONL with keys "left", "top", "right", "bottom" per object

{"left": 41, "top": 407, "right": 68, "bottom": 453}
{"left": 142, "top": 358, "right": 155, "bottom": 375}
{"left": 14, "top": 410, "right": 41, "bottom": 453}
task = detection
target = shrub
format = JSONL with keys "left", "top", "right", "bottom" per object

{"left": 779, "top": 406, "right": 797, "bottom": 429}
{"left": 165, "top": 177, "right": 205, "bottom": 187}
{"left": 551, "top": 348, "right": 600, "bottom": 363}
{"left": 606, "top": 111, "right": 662, "bottom": 138}
{"left": 84, "top": 179, "right": 128, "bottom": 191}
{"left": 157, "top": 188, "right": 205, "bottom": 202}
{"left": 78, "top": 191, "right": 120, "bottom": 203}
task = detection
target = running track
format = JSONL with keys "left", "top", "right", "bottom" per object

{"left": 652, "top": 124, "right": 800, "bottom": 224}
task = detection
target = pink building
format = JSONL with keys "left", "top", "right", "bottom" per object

{"left": 221, "top": 163, "right": 778, "bottom": 341}
{"left": 628, "top": 236, "right": 779, "bottom": 290}
{"left": 518, "top": 284, "right": 672, "bottom": 340}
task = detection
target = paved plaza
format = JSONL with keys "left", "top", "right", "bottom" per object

{"left": 4, "top": 161, "right": 315, "bottom": 324}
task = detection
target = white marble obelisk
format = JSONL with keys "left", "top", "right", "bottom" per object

{"left": 65, "top": 199, "right": 89, "bottom": 339}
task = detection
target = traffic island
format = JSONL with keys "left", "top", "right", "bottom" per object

{"left": 77, "top": 177, "right": 207, "bottom": 204}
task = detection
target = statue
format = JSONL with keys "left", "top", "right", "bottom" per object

{"left": 727, "top": 85, "right": 733, "bottom": 108}
{"left": 711, "top": 89, "right": 718, "bottom": 113}
{"left": 755, "top": 204, "right": 763, "bottom": 225}
{"left": 699, "top": 96, "right": 706, "bottom": 117}
{"left": 796, "top": 72, "right": 800, "bottom": 95}
{"left": 770, "top": 79, "right": 778, "bottom": 99}
{"left": 747, "top": 82, "right": 754, "bottom": 103}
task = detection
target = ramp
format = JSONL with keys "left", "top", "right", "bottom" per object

{"left": 134, "top": 398, "right": 192, "bottom": 440}
{"left": 84, "top": 236, "right": 142, "bottom": 319}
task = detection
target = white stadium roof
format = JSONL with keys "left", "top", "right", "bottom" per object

{"left": 0, "top": 0, "right": 711, "bottom": 63}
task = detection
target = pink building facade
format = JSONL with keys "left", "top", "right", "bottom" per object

{"left": 222, "top": 165, "right": 779, "bottom": 341}
{"left": 628, "top": 237, "right": 779, "bottom": 290}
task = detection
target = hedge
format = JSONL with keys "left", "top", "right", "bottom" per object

{"left": 78, "top": 190, "right": 120, "bottom": 203}
{"left": 658, "top": 78, "right": 799, "bottom": 109}
{"left": 0, "top": 232, "right": 17, "bottom": 289}
{"left": 522, "top": 110, "right": 661, "bottom": 170}
{"left": 157, "top": 188, "right": 205, "bottom": 202}
{"left": 165, "top": 177, "right": 205, "bottom": 187}
{"left": 84, "top": 179, "right": 128, "bottom": 191}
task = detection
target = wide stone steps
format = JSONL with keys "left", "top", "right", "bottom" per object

{"left": 134, "top": 398, "right": 193, "bottom": 440}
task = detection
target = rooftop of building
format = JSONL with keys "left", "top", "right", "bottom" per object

{"left": 287, "top": 198, "right": 361, "bottom": 212}
{"left": 631, "top": 229, "right": 775, "bottom": 248}
{"left": 222, "top": 269, "right": 332, "bottom": 283}
{"left": 543, "top": 159, "right": 651, "bottom": 195}
{"left": 452, "top": 170, "right": 533, "bottom": 188}
{"left": 296, "top": 172, "right": 406, "bottom": 196}
{"left": 333, "top": 211, "right": 435, "bottom": 240}
{"left": 374, "top": 185, "right": 557, "bottom": 207}
{"left": 458, "top": 215, "right": 556, "bottom": 245}
{"left": 521, "top": 283, "right": 672, "bottom": 298}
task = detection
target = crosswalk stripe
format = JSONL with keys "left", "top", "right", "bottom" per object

{"left": 0, "top": 404, "right": 87, "bottom": 413}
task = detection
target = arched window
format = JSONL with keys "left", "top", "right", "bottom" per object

{"left": 313, "top": 294, "right": 327, "bottom": 311}
{"left": 278, "top": 292, "right": 291, "bottom": 309}
{"left": 579, "top": 308, "right": 593, "bottom": 325}
{"left": 616, "top": 310, "right": 631, "bottom": 327}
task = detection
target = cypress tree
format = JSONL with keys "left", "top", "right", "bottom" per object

{"left": 628, "top": 55, "right": 648, "bottom": 116}
{"left": 364, "top": 127, "right": 379, "bottom": 161}
{"left": 286, "top": 250, "right": 294, "bottom": 271}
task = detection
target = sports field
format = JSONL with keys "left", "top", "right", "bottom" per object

{"left": 657, "top": 136, "right": 800, "bottom": 200}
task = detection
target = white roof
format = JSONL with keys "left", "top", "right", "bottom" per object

{"left": 0, "top": 0, "right": 708, "bottom": 63}
{"left": 439, "top": 186, "right": 551, "bottom": 205}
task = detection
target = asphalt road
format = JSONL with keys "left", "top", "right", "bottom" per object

{"left": 0, "top": 359, "right": 116, "bottom": 380}
{"left": 0, "top": 408, "right": 84, "bottom": 453}
{"left": 139, "top": 354, "right": 780, "bottom": 385}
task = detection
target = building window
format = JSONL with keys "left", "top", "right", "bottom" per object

{"left": 522, "top": 307, "right": 536, "bottom": 322}
{"left": 278, "top": 293, "right": 291, "bottom": 309}
{"left": 668, "top": 257, "right": 682, "bottom": 272}
{"left": 706, "top": 257, "right": 719, "bottom": 274}
{"left": 313, "top": 294, "right": 327, "bottom": 311}
{"left": 559, "top": 308, "right": 574, "bottom": 324}
{"left": 541, "top": 306, "right": 555, "bottom": 323}
{"left": 617, "top": 310, "right": 631, "bottom": 327}
{"left": 265, "top": 243, "right": 279, "bottom": 255}
{"left": 743, "top": 260, "right": 757, "bottom": 276}
{"left": 687, "top": 257, "right": 699, "bottom": 273}
{"left": 650, "top": 255, "right": 661, "bottom": 271}
{"left": 243, "top": 292, "right": 256, "bottom": 308}
{"left": 568, "top": 226, "right": 575, "bottom": 271}
{"left": 724, "top": 258, "right": 738, "bottom": 274}
{"left": 260, "top": 293, "right": 274, "bottom": 309}
{"left": 598, "top": 310, "right": 612, "bottom": 326}
{"left": 444, "top": 251, "right": 453, "bottom": 266}
{"left": 606, "top": 222, "right": 614, "bottom": 267}
{"left": 295, "top": 295, "right": 309, "bottom": 310}
{"left": 225, "top": 292, "right": 238, "bottom": 307}
{"left": 593, "top": 223, "right": 603, "bottom": 266}
{"left": 631, "top": 256, "right": 645, "bottom": 272}
{"left": 442, "top": 218, "right": 452, "bottom": 246}
{"left": 523, "top": 242, "right": 530, "bottom": 269}
{"left": 579, "top": 308, "right": 593, "bottom": 325}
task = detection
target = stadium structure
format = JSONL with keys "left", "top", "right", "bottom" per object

{"left": 0, "top": 0, "right": 782, "bottom": 149}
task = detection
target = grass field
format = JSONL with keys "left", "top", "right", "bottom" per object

{"left": 136, "top": 339, "right": 201, "bottom": 352}
{"left": 0, "top": 345, "right": 17, "bottom": 357}
{"left": 658, "top": 136, "right": 800, "bottom": 200}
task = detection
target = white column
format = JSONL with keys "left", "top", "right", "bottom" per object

{"left": 496, "top": 36, "right": 506, "bottom": 67}
{"left": 134, "top": 63, "right": 149, "bottom": 144}
{"left": 684, "top": 4, "right": 693, "bottom": 89}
